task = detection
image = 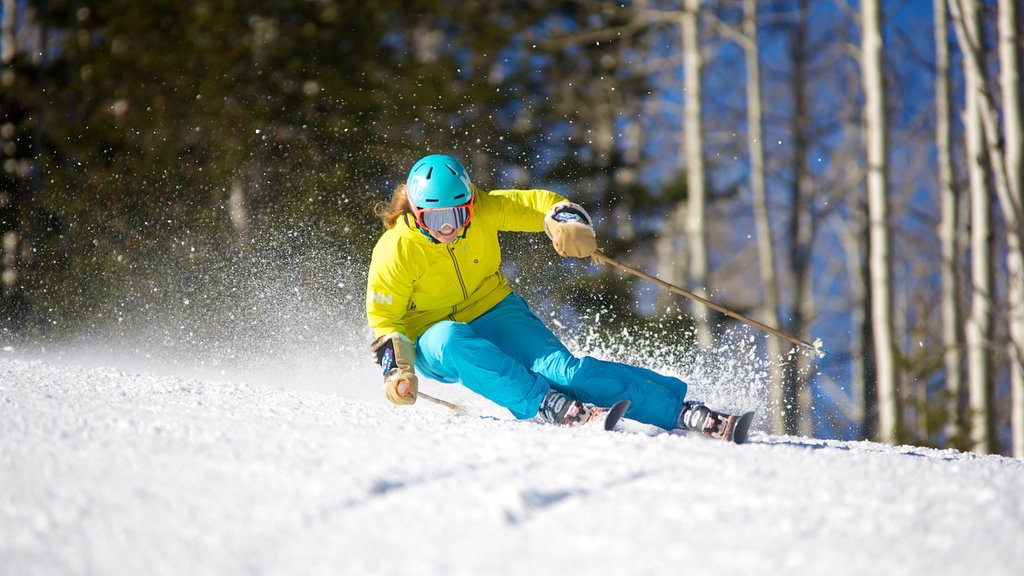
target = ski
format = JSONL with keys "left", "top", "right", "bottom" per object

{"left": 603, "top": 399, "right": 631, "bottom": 431}
{"left": 730, "top": 411, "right": 755, "bottom": 444}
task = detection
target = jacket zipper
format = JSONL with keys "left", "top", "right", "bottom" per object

{"left": 447, "top": 246, "right": 469, "bottom": 318}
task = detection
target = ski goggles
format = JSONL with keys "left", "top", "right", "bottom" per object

{"left": 412, "top": 201, "right": 474, "bottom": 232}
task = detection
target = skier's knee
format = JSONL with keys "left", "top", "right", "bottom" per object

{"left": 419, "top": 320, "right": 473, "bottom": 352}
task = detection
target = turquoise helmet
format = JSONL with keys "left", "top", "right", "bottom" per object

{"left": 406, "top": 154, "right": 473, "bottom": 209}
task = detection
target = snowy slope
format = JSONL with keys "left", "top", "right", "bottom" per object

{"left": 2, "top": 354, "right": 1023, "bottom": 576}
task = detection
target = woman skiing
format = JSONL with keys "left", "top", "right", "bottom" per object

{"left": 366, "top": 153, "right": 749, "bottom": 441}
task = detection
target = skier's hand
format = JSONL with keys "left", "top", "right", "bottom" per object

{"left": 544, "top": 201, "right": 596, "bottom": 258}
{"left": 384, "top": 368, "right": 418, "bottom": 405}
{"left": 371, "top": 332, "right": 418, "bottom": 405}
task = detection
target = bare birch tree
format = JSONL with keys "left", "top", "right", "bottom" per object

{"left": 742, "top": 0, "right": 785, "bottom": 434}
{"left": 770, "top": 0, "right": 818, "bottom": 436}
{"left": 997, "top": 0, "right": 1024, "bottom": 459}
{"left": 861, "top": 0, "right": 899, "bottom": 444}
{"left": 948, "top": 0, "right": 1024, "bottom": 456}
{"left": 681, "top": 0, "right": 711, "bottom": 347}
{"left": 707, "top": 0, "right": 786, "bottom": 433}
{"left": 632, "top": 1, "right": 691, "bottom": 330}
{"left": 950, "top": 0, "right": 997, "bottom": 454}
{"left": 935, "top": 0, "right": 965, "bottom": 445}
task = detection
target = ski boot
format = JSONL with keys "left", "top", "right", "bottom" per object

{"left": 539, "top": 389, "right": 602, "bottom": 426}
{"left": 677, "top": 401, "right": 754, "bottom": 444}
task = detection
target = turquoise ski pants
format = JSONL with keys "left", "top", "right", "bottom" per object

{"left": 414, "top": 293, "right": 688, "bottom": 430}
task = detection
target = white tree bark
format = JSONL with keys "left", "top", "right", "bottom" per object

{"left": 997, "top": 0, "right": 1024, "bottom": 458}
{"left": 949, "top": 0, "right": 1023, "bottom": 455}
{"left": 861, "top": 0, "right": 899, "bottom": 444}
{"left": 681, "top": 0, "right": 711, "bottom": 347}
{"left": 951, "top": 0, "right": 996, "bottom": 454}
{"left": 936, "top": 0, "right": 964, "bottom": 444}
{"left": 742, "top": 0, "right": 785, "bottom": 434}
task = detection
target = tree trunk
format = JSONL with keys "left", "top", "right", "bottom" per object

{"left": 841, "top": 195, "right": 873, "bottom": 439}
{"left": 1, "top": 0, "right": 14, "bottom": 66}
{"left": 998, "top": 0, "right": 1024, "bottom": 458}
{"left": 778, "top": 0, "right": 816, "bottom": 436}
{"left": 861, "top": 0, "right": 899, "bottom": 444}
{"left": 657, "top": 206, "right": 687, "bottom": 304}
{"left": 228, "top": 175, "right": 251, "bottom": 244}
{"left": 681, "top": 0, "right": 710, "bottom": 347}
{"left": 743, "top": 0, "right": 785, "bottom": 434}
{"left": 951, "top": 0, "right": 996, "bottom": 454}
{"left": 936, "top": 0, "right": 965, "bottom": 446}
{"left": 965, "top": 110, "right": 995, "bottom": 456}
{"left": 950, "top": 0, "right": 1023, "bottom": 456}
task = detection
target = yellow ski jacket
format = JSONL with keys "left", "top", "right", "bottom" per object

{"left": 366, "top": 186, "right": 567, "bottom": 341}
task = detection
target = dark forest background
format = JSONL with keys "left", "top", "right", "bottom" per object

{"left": 2, "top": 0, "right": 1022, "bottom": 456}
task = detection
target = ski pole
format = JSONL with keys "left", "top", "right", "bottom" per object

{"left": 397, "top": 379, "right": 463, "bottom": 412}
{"left": 591, "top": 250, "right": 825, "bottom": 358}
{"left": 418, "top": 391, "right": 464, "bottom": 413}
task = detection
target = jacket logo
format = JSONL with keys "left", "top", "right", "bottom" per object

{"left": 372, "top": 290, "right": 393, "bottom": 305}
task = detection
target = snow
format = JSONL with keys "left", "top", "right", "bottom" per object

{"left": 2, "top": 352, "right": 1023, "bottom": 576}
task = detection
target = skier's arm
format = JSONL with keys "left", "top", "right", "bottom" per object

{"left": 366, "top": 239, "right": 418, "bottom": 405}
{"left": 483, "top": 188, "right": 597, "bottom": 258}
{"left": 487, "top": 187, "right": 566, "bottom": 232}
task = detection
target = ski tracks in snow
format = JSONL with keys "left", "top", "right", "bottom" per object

{"left": 2, "top": 356, "right": 1023, "bottom": 576}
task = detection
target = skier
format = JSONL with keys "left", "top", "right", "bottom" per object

{"left": 366, "top": 153, "right": 749, "bottom": 441}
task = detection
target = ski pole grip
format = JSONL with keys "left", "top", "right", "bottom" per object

{"left": 396, "top": 380, "right": 411, "bottom": 397}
